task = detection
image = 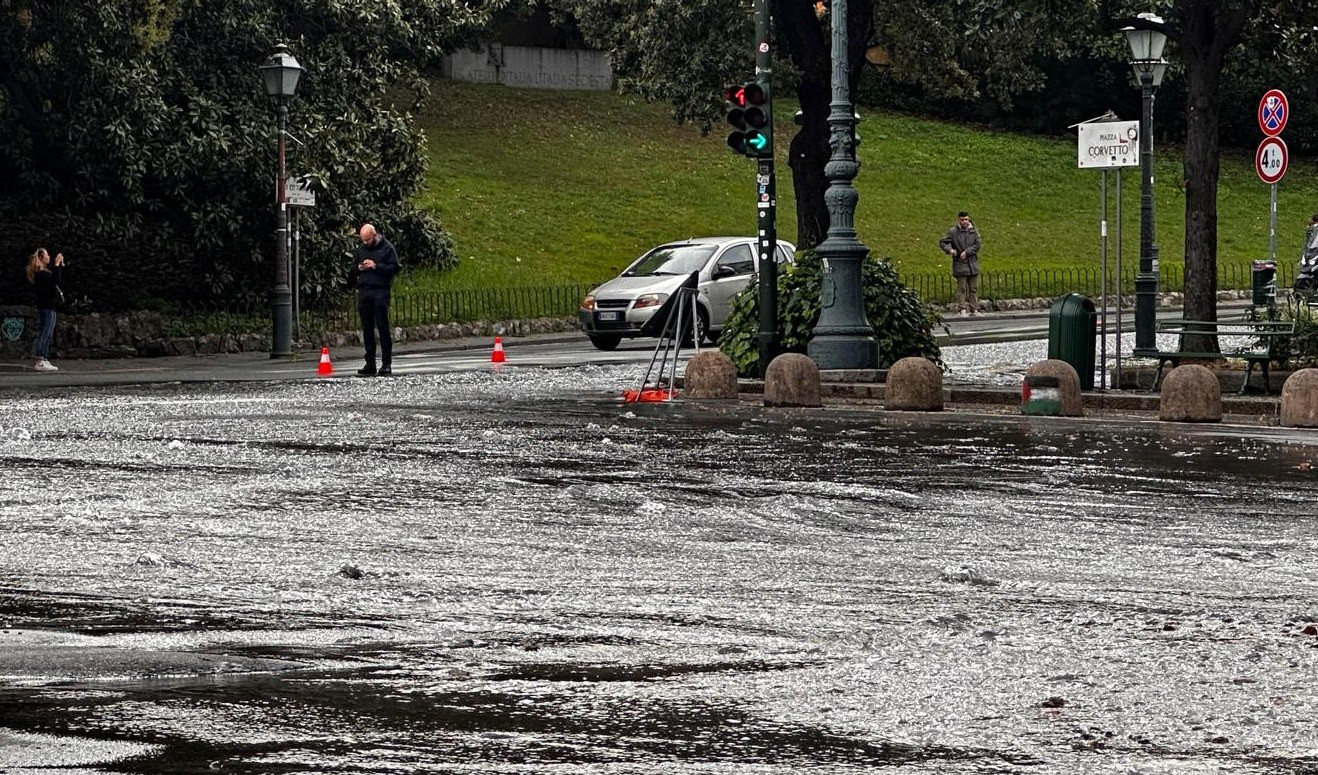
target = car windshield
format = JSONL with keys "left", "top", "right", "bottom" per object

{"left": 623, "top": 245, "right": 717, "bottom": 276}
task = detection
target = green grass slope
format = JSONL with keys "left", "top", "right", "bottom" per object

{"left": 414, "top": 79, "right": 1317, "bottom": 292}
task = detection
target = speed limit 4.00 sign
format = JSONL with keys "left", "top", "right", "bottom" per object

{"left": 1256, "top": 136, "right": 1288, "bottom": 184}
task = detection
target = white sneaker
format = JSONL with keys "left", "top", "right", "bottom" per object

{"left": 34, "top": 359, "right": 58, "bottom": 372}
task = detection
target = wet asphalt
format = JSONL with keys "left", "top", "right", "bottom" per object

{"left": 2, "top": 318, "right": 1317, "bottom": 774}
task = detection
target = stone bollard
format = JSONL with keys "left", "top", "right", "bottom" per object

{"left": 684, "top": 351, "right": 739, "bottom": 399}
{"left": 885, "top": 357, "right": 943, "bottom": 411}
{"left": 1159, "top": 364, "right": 1222, "bottom": 423}
{"left": 764, "top": 353, "right": 821, "bottom": 407}
{"left": 1023, "top": 360, "right": 1083, "bottom": 416}
{"left": 1280, "top": 368, "right": 1318, "bottom": 428}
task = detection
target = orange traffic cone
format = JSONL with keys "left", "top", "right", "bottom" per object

{"left": 317, "top": 347, "right": 334, "bottom": 376}
{"left": 491, "top": 336, "right": 506, "bottom": 363}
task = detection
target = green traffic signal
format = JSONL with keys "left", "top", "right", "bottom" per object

{"left": 723, "top": 81, "right": 772, "bottom": 158}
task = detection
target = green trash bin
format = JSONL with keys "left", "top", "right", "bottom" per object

{"left": 1047, "top": 293, "right": 1097, "bottom": 390}
{"left": 1251, "top": 260, "right": 1277, "bottom": 307}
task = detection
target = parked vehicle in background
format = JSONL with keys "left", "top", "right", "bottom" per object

{"left": 578, "top": 237, "right": 796, "bottom": 350}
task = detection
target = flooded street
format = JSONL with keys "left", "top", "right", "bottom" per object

{"left": 3, "top": 365, "right": 1318, "bottom": 774}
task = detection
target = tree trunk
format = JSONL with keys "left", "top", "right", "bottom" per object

{"left": 1176, "top": 0, "right": 1247, "bottom": 353}
{"left": 788, "top": 85, "right": 832, "bottom": 250}
{"left": 774, "top": 0, "right": 873, "bottom": 251}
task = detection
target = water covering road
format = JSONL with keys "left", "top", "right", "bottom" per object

{"left": 2, "top": 365, "right": 1318, "bottom": 774}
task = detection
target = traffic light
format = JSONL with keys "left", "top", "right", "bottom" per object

{"left": 724, "top": 82, "right": 771, "bottom": 158}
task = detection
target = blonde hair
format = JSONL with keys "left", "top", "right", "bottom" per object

{"left": 25, "top": 248, "right": 48, "bottom": 285}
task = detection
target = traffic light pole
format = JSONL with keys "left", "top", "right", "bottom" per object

{"left": 753, "top": 0, "right": 779, "bottom": 377}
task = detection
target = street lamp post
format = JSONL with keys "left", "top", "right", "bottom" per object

{"left": 1123, "top": 15, "right": 1168, "bottom": 355}
{"left": 807, "top": 0, "right": 879, "bottom": 370}
{"left": 260, "top": 44, "right": 303, "bottom": 359}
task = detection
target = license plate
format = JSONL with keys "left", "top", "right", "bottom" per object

{"left": 597, "top": 311, "right": 619, "bottom": 321}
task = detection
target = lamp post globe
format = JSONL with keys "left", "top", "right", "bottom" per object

{"left": 1122, "top": 15, "right": 1167, "bottom": 355}
{"left": 260, "top": 44, "right": 303, "bottom": 359}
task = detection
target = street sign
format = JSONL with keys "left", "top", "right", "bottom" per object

{"left": 1255, "top": 136, "right": 1288, "bottom": 184}
{"left": 1076, "top": 120, "right": 1139, "bottom": 168}
{"left": 1258, "top": 89, "right": 1288, "bottom": 137}
{"left": 287, "top": 176, "right": 316, "bottom": 207}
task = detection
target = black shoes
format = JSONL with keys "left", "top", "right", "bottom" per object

{"left": 357, "top": 365, "right": 377, "bottom": 377}
{"left": 378, "top": 365, "right": 392, "bottom": 376}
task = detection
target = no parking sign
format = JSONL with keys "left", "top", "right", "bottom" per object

{"left": 1258, "top": 89, "right": 1288, "bottom": 137}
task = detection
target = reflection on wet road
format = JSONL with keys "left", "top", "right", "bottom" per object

{"left": 3, "top": 366, "right": 1318, "bottom": 774}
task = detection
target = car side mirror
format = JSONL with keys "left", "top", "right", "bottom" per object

{"left": 712, "top": 265, "right": 736, "bottom": 279}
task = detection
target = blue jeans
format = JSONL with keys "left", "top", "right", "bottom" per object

{"left": 33, "top": 308, "right": 56, "bottom": 359}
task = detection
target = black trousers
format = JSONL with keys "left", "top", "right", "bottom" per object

{"left": 357, "top": 288, "right": 392, "bottom": 366}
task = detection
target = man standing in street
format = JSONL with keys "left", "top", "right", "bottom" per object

{"left": 352, "top": 223, "right": 401, "bottom": 376}
{"left": 939, "top": 211, "right": 981, "bottom": 316}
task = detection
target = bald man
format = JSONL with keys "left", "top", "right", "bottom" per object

{"left": 351, "top": 223, "right": 401, "bottom": 376}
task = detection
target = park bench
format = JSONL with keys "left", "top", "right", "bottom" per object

{"left": 1139, "top": 318, "right": 1295, "bottom": 395}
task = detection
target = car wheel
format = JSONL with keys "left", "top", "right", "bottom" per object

{"left": 682, "top": 308, "right": 710, "bottom": 347}
{"left": 696, "top": 308, "right": 711, "bottom": 344}
{"left": 589, "top": 334, "right": 622, "bottom": 351}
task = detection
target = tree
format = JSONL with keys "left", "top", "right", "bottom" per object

{"left": 559, "top": 0, "right": 875, "bottom": 250}
{"left": 0, "top": 0, "right": 500, "bottom": 308}
{"left": 557, "top": 0, "right": 1318, "bottom": 356}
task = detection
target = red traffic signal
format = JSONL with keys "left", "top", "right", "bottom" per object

{"left": 724, "top": 82, "right": 771, "bottom": 157}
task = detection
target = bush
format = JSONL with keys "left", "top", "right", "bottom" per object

{"left": 1282, "top": 301, "right": 1318, "bottom": 366}
{"left": 718, "top": 250, "right": 945, "bottom": 377}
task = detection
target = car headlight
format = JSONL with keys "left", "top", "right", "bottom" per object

{"left": 633, "top": 293, "right": 668, "bottom": 309}
{"left": 581, "top": 294, "right": 596, "bottom": 311}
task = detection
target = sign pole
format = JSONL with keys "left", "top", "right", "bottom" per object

{"left": 1257, "top": 90, "right": 1289, "bottom": 268}
{"left": 1115, "top": 169, "right": 1123, "bottom": 390}
{"left": 1099, "top": 169, "right": 1108, "bottom": 390}
{"left": 1072, "top": 114, "right": 1137, "bottom": 389}
{"left": 1269, "top": 182, "right": 1278, "bottom": 264}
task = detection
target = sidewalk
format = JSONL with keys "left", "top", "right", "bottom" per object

{"left": 0, "top": 302, "right": 1289, "bottom": 427}
{"left": 0, "top": 332, "right": 580, "bottom": 388}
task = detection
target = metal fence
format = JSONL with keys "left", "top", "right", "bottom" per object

{"left": 154, "top": 262, "right": 1287, "bottom": 336}
{"left": 158, "top": 283, "right": 595, "bottom": 337}
{"left": 899, "top": 260, "right": 1295, "bottom": 305}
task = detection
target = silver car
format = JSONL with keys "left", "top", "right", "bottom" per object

{"left": 578, "top": 236, "right": 796, "bottom": 350}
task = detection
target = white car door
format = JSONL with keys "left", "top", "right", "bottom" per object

{"left": 703, "top": 242, "right": 756, "bottom": 328}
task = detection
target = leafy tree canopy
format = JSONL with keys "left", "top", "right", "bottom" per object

{"left": 1, "top": 0, "right": 503, "bottom": 307}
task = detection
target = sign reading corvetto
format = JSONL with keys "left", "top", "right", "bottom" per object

{"left": 1076, "top": 120, "right": 1139, "bottom": 169}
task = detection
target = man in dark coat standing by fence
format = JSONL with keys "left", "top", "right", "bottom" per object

{"left": 351, "top": 223, "right": 401, "bottom": 376}
{"left": 939, "top": 211, "right": 981, "bottom": 316}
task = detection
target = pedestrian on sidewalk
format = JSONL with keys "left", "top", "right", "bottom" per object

{"left": 350, "top": 223, "right": 401, "bottom": 377}
{"left": 939, "top": 211, "right": 981, "bottom": 316}
{"left": 25, "top": 247, "right": 64, "bottom": 372}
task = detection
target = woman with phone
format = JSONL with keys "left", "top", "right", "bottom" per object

{"left": 25, "top": 247, "right": 65, "bottom": 372}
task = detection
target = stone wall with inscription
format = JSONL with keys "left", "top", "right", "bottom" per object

{"left": 441, "top": 44, "right": 612, "bottom": 91}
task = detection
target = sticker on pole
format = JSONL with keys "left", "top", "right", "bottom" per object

{"left": 1255, "top": 136, "right": 1288, "bottom": 184}
{"left": 1258, "top": 89, "right": 1288, "bottom": 137}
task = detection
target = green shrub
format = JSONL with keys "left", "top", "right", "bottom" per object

{"left": 1282, "top": 301, "right": 1318, "bottom": 366}
{"left": 719, "top": 250, "right": 945, "bottom": 377}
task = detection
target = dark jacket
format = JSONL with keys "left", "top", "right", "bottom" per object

{"left": 351, "top": 234, "right": 401, "bottom": 292}
{"left": 939, "top": 223, "right": 981, "bottom": 278}
{"left": 33, "top": 267, "right": 63, "bottom": 310}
